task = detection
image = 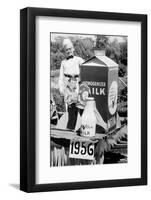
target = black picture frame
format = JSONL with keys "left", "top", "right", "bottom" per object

{"left": 20, "top": 7, "right": 147, "bottom": 192}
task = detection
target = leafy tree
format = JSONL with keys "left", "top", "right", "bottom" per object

{"left": 119, "top": 42, "right": 127, "bottom": 65}
{"left": 50, "top": 35, "right": 127, "bottom": 73}
{"left": 95, "top": 35, "right": 109, "bottom": 49}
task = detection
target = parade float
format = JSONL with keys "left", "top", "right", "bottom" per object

{"left": 50, "top": 50, "right": 127, "bottom": 166}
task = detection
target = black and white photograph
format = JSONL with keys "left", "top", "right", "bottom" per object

{"left": 0, "top": 0, "right": 149, "bottom": 196}
{"left": 50, "top": 33, "right": 128, "bottom": 167}
{"left": 19, "top": 7, "right": 147, "bottom": 192}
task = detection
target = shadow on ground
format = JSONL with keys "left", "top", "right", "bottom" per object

{"left": 9, "top": 183, "right": 19, "bottom": 190}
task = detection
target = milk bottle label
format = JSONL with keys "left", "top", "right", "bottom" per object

{"left": 81, "top": 123, "right": 96, "bottom": 137}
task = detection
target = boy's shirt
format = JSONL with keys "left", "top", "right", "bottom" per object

{"left": 64, "top": 85, "right": 78, "bottom": 105}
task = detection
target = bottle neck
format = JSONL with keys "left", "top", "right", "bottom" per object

{"left": 82, "top": 100, "right": 97, "bottom": 123}
{"left": 85, "top": 100, "right": 95, "bottom": 111}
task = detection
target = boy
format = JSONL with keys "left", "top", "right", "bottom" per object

{"left": 64, "top": 77, "right": 78, "bottom": 130}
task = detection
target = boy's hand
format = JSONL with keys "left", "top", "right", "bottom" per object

{"left": 72, "top": 93, "right": 78, "bottom": 103}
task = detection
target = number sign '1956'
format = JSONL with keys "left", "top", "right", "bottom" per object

{"left": 69, "top": 140, "right": 94, "bottom": 160}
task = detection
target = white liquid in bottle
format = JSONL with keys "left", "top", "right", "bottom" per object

{"left": 81, "top": 97, "right": 96, "bottom": 137}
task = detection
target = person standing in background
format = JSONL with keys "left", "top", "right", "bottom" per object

{"left": 58, "top": 39, "right": 84, "bottom": 130}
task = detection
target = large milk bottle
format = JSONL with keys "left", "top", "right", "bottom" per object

{"left": 81, "top": 97, "right": 96, "bottom": 137}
